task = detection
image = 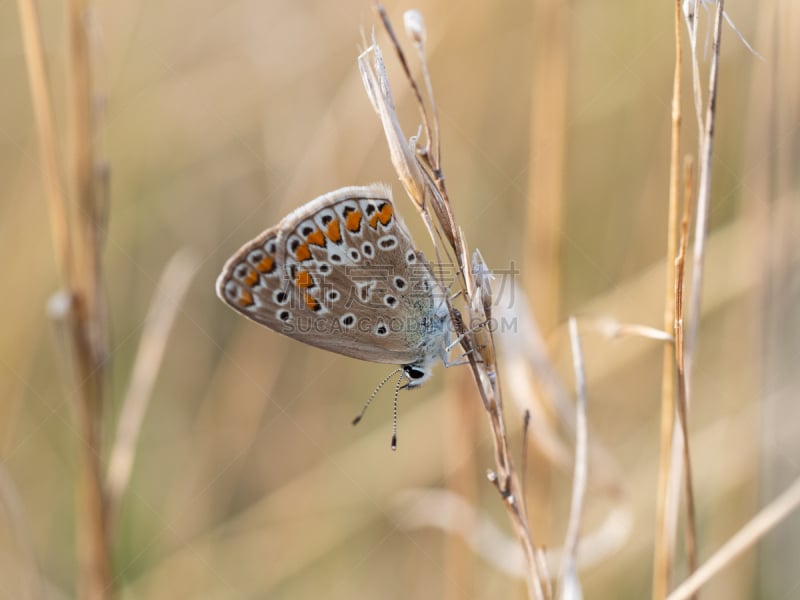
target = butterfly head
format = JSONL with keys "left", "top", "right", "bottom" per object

{"left": 401, "top": 363, "right": 432, "bottom": 389}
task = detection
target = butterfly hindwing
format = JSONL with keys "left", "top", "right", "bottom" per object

{"left": 216, "top": 184, "right": 448, "bottom": 365}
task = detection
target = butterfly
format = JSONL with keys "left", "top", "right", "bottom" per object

{"left": 216, "top": 184, "right": 453, "bottom": 429}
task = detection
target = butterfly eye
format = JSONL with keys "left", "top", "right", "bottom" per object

{"left": 349, "top": 248, "right": 360, "bottom": 261}
{"left": 393, "top": 276, "right": 407, "bottom": 290}
{"left": 277, "top": 309, "right": 291, "bottom": 322}
{"left": 384, "top": 295, "right": 398, "bottom": 308}
{"left": 404, "top": 365, "right": 427, "bottom": 380}
{"left": 406, "top": 250, "right": 416, "bottom": 263}
{"left": 375, "top": 323, "right": 389, "bottom": 336}
{"left": 340, "top": 313, "right": 356, "bottom": 328}
{"left": 327, "top": 289, "right": 340, "bottom": 303}
{"left": 361, "top": 242, "right": 374, "bottom": 258}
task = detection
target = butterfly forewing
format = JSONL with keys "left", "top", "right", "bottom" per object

{"left": 216, "top": 184, "right": 446, "bottom": 365}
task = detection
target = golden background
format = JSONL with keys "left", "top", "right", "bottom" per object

{"left": 1, "top": 1, "right": 797, "bottom": 598}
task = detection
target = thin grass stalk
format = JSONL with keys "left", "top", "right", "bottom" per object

{"left": 403, "top": 10, "right": 441, "bottom": 173}
{"left": 662, "top": 1, "right": 728, "bottom": 597}
{"left": 559, "top": 318, "right": 588, "bottom": 598}
{"left": 107, "top": 250, "right": 198, "bottom": 524}
{"left": 583, "top": 317, "right": 673, "bottom": 343}
{"left": 664, "top": 2, "right": 725, "bottom": 596}
{"left": 673, "top": 13, "right": 726, "bottom": 581}
{"left": 684, "top": 1, "right": 724, "bottom": 365}
{"left": 66, "top": 1, "right": 113, "bottom": 597}
{"left": 564, "top": 318, "right": 588, "bottom": 564}
{"left": 652, "top": 2, "right": 684, "bottom": 595}
{"left": 16, "top": 0, "right": 73, "bottom": 284}
{"left": 674, "top": 158, "right": 697, "bottom": 588}
{"left": 686, "top": 0, "right": 704, "bottom": 144}
{"left": 18, "top": 0, "right": 112, "bottom": 596}
{"left": 70, "top": 299, "right": 112, "bottom": 600}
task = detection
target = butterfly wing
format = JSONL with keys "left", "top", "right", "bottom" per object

{"left": 216, "top": 184, "right": 448, "bottom": 365}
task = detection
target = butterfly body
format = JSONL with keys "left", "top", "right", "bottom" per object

{"left": 216, "top": 184, "right": 451, "bottom": 386}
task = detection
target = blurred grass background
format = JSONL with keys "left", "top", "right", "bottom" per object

{"left": 1, "top": 0, "right": 798, "bottom": 598}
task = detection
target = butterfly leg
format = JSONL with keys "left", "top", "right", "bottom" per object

{"left": 440, "top": 344, "right": 485, "bottom": 368}
{"left": 445, "top": 319, "right": 490, "bottom": 353}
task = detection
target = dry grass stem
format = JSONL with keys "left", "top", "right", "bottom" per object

{"left": 374, "top": 6, "right": 437, "bottom": 169}
{"left": 66, "top": 2, "right": 113, "bottom": 596}
{"left": 657, "top": 1, "right": 726, "bottom": 596}
{"left": 583, "top": 317, "right": 674, "bottom": 343}
{"left": 685, "top": 0, "right": 725, "bottom": 366}
{"left": 16, "top": 0, "right": 73, "bottom": 284}
{"left": 652, "top": 2, "right": 685, "bottom": 596}
{"left": 364, "top": 4, "right": 547, "bottom": 598}
{"left": 403, "top": 10, "right": 441, "bottom": 177}
{"left": 667, "top": 476, "right": 800, "bottom": 600}
{"left": 559, "top": 318, "right": 588, "bottom": 597}
{"left": 674, "top": 158, "right": 697, "bottom": 583}
{"left": 18, "top": 0, "right": 114, "bottom": 596}
{"left": 665, "top": 7, "right": 727, "bottom": 593}
{"left": 684, "top": 0, "right": 704, "bottom": 145}
{"left": 107, "top": 250, "right": 199, "bottom": 523}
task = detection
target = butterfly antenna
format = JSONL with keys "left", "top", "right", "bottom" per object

{"left": 391, "top": 371, "right": 406, "bottom": 451}
{"left": 352, "top": 368, "right": 403, "bottom": 426}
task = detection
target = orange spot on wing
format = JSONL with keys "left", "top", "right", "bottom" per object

{"left": 326, "top": 218, "right": 342, "bottom": 243}
{"left": 243, "top": 269, "right": 259, "bottom": 287}
{"left": 295, "top": 244, "right": 311, "bottom": 261}
{"left": 257, "top": 255, "right": 275, "bottom": 273}
{"left": 369, "top": 203, "right": 393, "bottom": 228}
{"left": 304, "top": 293, "right": 320, "bottom": 312}
{"left": 238, "top": 289, "right": 254, "bottom": 307}
{"left": 306, "top": 229, "right": 325, "bottom": 247}
{"left": 295, "top": 270, "right": 314, "bottom": 289}
{"left": 345, "top": 210, "right": 362, "bottom": 232}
